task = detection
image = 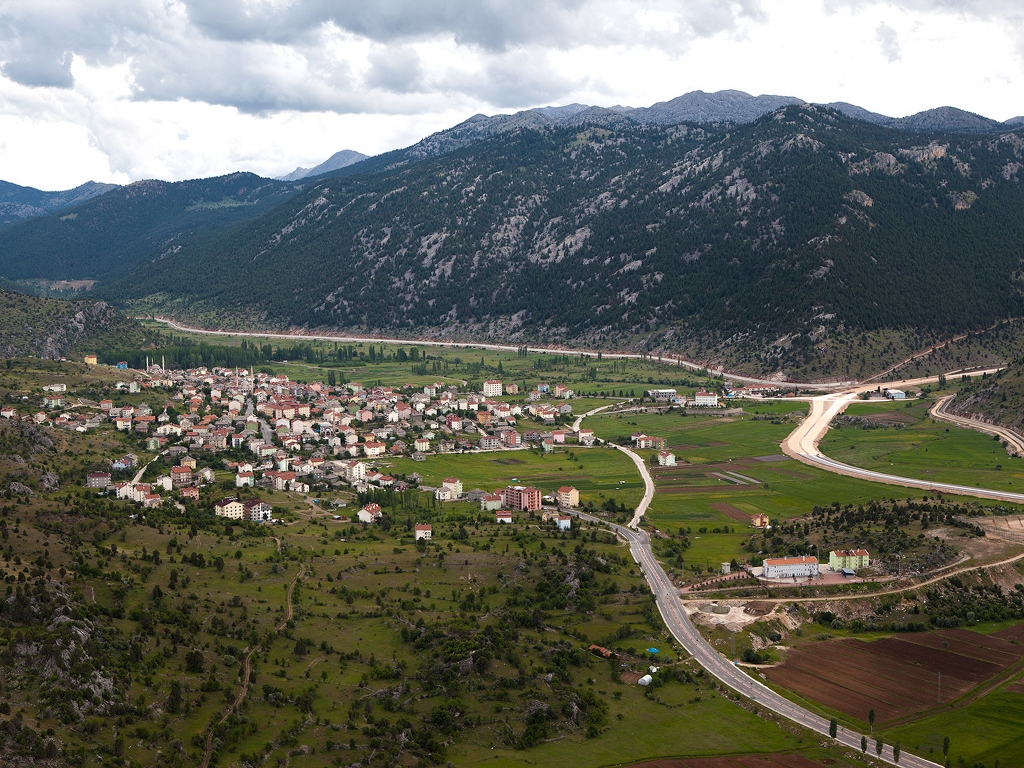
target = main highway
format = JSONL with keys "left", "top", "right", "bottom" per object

{"left": 569, "top": 378, "right": 1013, "bottom": 767}
{"left": 572, "top": 508, "right": 936, "bottom": 767}
{"left": 781, "top": 382, "right": 1024, "bottom": 505}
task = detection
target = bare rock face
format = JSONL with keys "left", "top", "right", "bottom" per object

{"left": 9, "top": 481, "right": 33, "bottom": 495}
{"left": 41, "top": 471, "right": 60, "bottom": 492}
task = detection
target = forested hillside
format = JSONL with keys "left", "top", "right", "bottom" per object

{"left": 91, "top": 105, "right": 1024, "bottom": 376}
{"left": 949, "top": 358, "right": 1024, "bottom": 432}
{"left": 0, "top": 173, "right": 302, "bottom": 283}
{"left": 0, "top": 290, "right": 145, "bottom": 359}
{"left": 0, "top": 179, "right": 117, "bottom": 228}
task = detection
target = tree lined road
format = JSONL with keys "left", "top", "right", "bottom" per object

{"left": 151, "top": 316, "right": 853, "bottom": 388}
{"left": 571, "top": 508, "right": 936, "bottom": 767}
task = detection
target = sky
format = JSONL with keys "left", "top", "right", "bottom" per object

{"left": 1, "top": 0, "right": 1023, "bottom": 190}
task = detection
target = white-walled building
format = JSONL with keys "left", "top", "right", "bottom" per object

{"left": 414, "top": 524, "right": 432, "bottom": 541}
{"left": 483, "top": 380, "right": 503, "bottom": 397}
{"left": 657, "top": 451, "right": 676, "bottom": 466}
{"left": 762, "top": 555, "right": 819, "bottom": 579}
{"left": 694, "top": 390, "right": 719, "bottom": 407}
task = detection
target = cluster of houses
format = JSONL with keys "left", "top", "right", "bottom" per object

{"left": 29, "top": 361, "right": 598, "bottom": 515}
{"left": 349, "top": 477, "right": 580, "bottom": 535}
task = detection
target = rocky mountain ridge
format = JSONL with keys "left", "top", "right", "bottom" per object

{"left": 0, "top": 289, "right": 145, "bottom": 359}
{"left": 86, "top": 104, "right": 1024, "bottom": 377}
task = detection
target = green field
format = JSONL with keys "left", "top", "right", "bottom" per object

{"left": 821, "top": 398, "right": 1024, "bottom": 493}
{"left": 884, "top": 690, "right": 1024, "bottom": 768}
{"left": 386, "top": 445, "right": 644, "bottom": 511}
{"left": 138, "top": 319, "right": 723, "bottom": 397}
{"left": 580, "top": 402, "right": 1024, "bottom": 571}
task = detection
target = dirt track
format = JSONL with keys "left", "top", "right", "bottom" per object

{"left": 201, "top": 562, "right": 306, "bottom": 768}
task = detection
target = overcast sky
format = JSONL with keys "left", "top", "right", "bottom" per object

{"left": 1, "top": 0, "right": 1023, "bottom": 190}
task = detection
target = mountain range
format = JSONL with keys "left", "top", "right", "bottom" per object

{"left": 5, "top": 90, "right": 1022, "bottom": 230}
{"left": 0, "top": 179, "right": 117, "bottom": 228}
{"left": 3, "top": 90, "right": 1024, "bottom": 377}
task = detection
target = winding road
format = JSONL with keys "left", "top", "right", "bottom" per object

{"left": 569, "top": 382, "right": 1021, "bottom": 767}
{"left": 572, "top": 508, "right": 933, "bottom": 767}
{"left": 780, "top": 380, "right": 1024, "bottom": 505}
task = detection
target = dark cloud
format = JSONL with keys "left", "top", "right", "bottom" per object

{"left": 365, "top": 47, "right": 424, "bottom": 94}
{"left": 1, "top": 52, "right": 73, "bottom": 88}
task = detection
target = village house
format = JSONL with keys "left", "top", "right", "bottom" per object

{"left": 657, "top": 451, "right": 676, "bottom": 466}
{"left": 632, "top": 433, "right": 666, "bottom": 450}
{"left": 414, "top": 524, "right": 432, "bottom": 541}
{"left": 480, "top": 493, "right": 503, "bottom": 511}
{"left": 762, "top": 555, "right": 819, "bottom": 579}
{"left": 87, "top": 472, "right": 111, "bottom": 489}
{"left": 245, "top": 499, "right": 273, "bottom": 522}
{"left": 556, "top": 515, "right": 572, "bottom": 531}
{"left": 829, "top": 549, "right": 870, "bottom": 571}
{"left": 557, "top": 486, "right": 579, "bottom": 507}
{"left": 357, "top": 503, "right": 383, "bottom": 524}
{"left": 170, "top": 466, "right": 193, "bottom": 488}
{"left": 496, "top": 510, "right": 513, "bottom": 524}
{"left": 694, "top": 390, "right": 719, "bottom": 407}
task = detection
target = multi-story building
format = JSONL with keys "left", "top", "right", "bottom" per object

{"left": 694, "top": 390, "right": 719, "bottom": 407}
{"left": 214, "top": 498, "right": 246, "bottom": 519}
{"left": 829, "top": 549, "right": 870, "bottom": 571}
{"left": 502, "top": 485, "right": 541, "bottom": 512}
{"left": 762, "top": 555, "right": 819, "bottom": 579}
{"left": 483, "top": 380, "right": 503, "bottom": 397}
{"left": 557, "top": 486, "right": 579, "bottom": 507}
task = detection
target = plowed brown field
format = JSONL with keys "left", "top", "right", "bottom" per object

{"left": 626, "top": 756, "right": 835, "bottom": 768}
{"left": 763, "top": 629, "right": 1024, "bottom": 723}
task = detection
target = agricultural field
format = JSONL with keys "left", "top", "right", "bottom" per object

{"left": 762, "top": 629, "right": 1024, "bottom": 724}
{"left": 883, "top": 689, "right": 1024, "bottom": 768}
{"left": 820, "top": 397, "right": 1024, "bottom": 493}
{"left": 385, "top": 445, "right": 644, "bottom": 514}
{"left": 137, "top": 319, "right": 723, "bottom": 398}
{"left": 582, "top": 404, "right": 1024, "bottom": 576}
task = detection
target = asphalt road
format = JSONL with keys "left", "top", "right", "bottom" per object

{"left": 151, "top": 317, "right": 853, "bottom": 388}
{"left": 931, "top": 394, "right": 1024, "bottom": 455}
{"left": 572, "top": 393, "right": 943, "bottom": 766}
{"left": 782, "top": 390, "right": 1024, "bottom": 505}
{"left": 572, "top": 508, "right": 939, "bottom": 767}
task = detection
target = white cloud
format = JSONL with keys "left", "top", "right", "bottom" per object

{"left": 0, "top": 0, "right": 1022, "bottom": 188}
{"left": 876, "top": 22, "right": 902, "bottom": 61}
